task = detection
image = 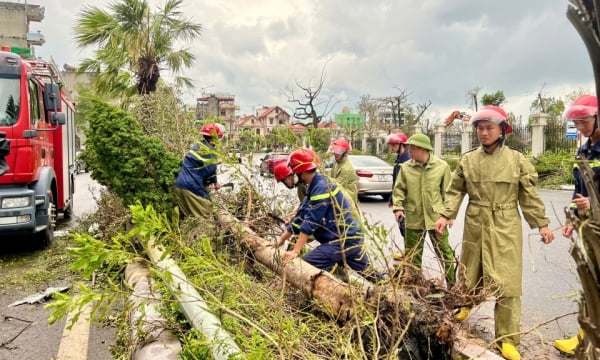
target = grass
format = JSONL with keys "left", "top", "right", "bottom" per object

{"left": 0, "top": 234, "right": 76, "bottom": 293}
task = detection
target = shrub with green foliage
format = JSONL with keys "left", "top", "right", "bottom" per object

{"left": 531, "top": 151, "right": 574, "bottom": 189}
{"left": 80, "top": 97, "right": 181, "bottom": 215}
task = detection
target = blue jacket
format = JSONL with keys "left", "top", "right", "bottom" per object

{"left": 287, "top": 173, "right": 362, "bottom": 244}
{"left": 175, "top": 139, "right": 218, "bottom": 199}
{"left": 573, "top": 138, "right": 600, "bottom": 204}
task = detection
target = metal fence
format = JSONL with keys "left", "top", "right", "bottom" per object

{"left": 436, "top": 123, "right": 577, "bottom": 155}
{"left": 544, "top": 123, "right": 578, "bottom": 154}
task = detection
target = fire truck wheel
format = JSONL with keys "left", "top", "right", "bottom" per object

{"left": 34, "top": 200, "right": 55, "bottom": 248}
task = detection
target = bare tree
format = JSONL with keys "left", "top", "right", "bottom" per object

{"left": 284, "top": 64, "right": 341, "bottom": 128}
{"left": 410, "top": 101, "right": 432, "bottom": 126}
{"left": 357, "top": 94, "right": 380, "bottom": 138}
{"left": 378, "top": 87, "right": 411, "bottom": 134}
{"left": 466, "top": 86, "right": 481, "bottom": 111}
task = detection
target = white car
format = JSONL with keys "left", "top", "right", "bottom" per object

{"left": 326, "top": 155, "right": 394, "bottom": 200}
{"left": 348, "top": 155, "right": 394, "bottom": 199}
{"left": 75, "top": 151, "right": 87, "bottom": 174}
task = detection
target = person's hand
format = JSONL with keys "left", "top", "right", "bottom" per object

{"left": 214, "top": 182, "right": 222, "bottom": 190}
{"left": 561, "top": 225, "right": 574, "bottom": 238}
{"left": 539, "top": 226, "right": 555, "bottom": 244}
{"left": 448, "top": 219, "right": 454, "bottom": 228}
{"left": 572, "top": 193, "right": 590, "bottom": 212}
{"left": 435, "top": 217, "right": 449, "bottom": 234}
{"left": 286, "top": 211, "right": 297, "bottom": 226}
{"left": 281, "top": 250, "right": 299, "bottom": 265}
{"left": 394, "top": 210, "right": 405, "bottom": 221}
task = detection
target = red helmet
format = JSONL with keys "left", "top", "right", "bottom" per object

{"left": 386, "top": 132, "right": 408, "bottom": 144}
{"left": 201, "top": 123, "right": 224, "bottom": 139}
{"left": 470, "top": 105, "right": 512, "bottom": 134}
{"left": 331, "top": 138, "right": 351, "bottom": 154}
{"left": 288, "top": 148, "right": 319, "bottom": 174}
{"left": 273, "top": 161, "right": 293, "bottom": 182}
{"left": 565, "top": 95, "right": 598, "bottom": 121}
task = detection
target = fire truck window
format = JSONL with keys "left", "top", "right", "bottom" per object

{"left": 0, "top": 76, "right": 20, "bottom": 126}
{"left": 28, "top": 80, "right": 41, "bottom": 125}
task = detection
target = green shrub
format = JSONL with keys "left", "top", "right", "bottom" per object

{"left": 443, "top": 156, "right": 460, "bottom": 172}
{"left": 531, "top": 151, "right": 574, "bottom": 189}
{"left": 80, "top": 97, "right": 181, "bottom": 215}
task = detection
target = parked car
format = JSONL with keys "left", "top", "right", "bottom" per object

{"left": 75, "top": 151, "right": 87, "bottom": 174}
{"left": 227, "top": 148, "right": 242, "bottom": 163}
{"left": 326, "top": 155, "right": 394, "bottom": 200}
{"left": 259, "top": 152, "right": 289, "bottom": 176}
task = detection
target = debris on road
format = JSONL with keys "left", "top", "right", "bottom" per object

{"left": 8, "top": 286, "right": 70, "bottom": 307}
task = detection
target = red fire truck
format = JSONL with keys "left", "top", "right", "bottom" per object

{"left": 0, "top": 46, "right": 76, "bottom": 246}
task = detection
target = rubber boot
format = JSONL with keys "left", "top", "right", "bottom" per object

{"left": 499, "top": 342, "right": 520, "bottom": 360}
{"left": 392, "top": 251, "right": 404, "bottom": 261}
{"left": 453, "top": 307, "right": 470, "bottom": 321}
{"left": 554, "top": 328, "right": 584, "bottom": 355}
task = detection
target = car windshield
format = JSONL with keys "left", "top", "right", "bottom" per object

{"left": 0, "top": 75, "right": 20, "bottom": 126}
{"left": 350, "top": 156, "right": 389, "bottom": 167}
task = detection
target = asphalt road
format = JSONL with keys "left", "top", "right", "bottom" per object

{"left": 0, "top": 172, "right": 113, "bottom": 360}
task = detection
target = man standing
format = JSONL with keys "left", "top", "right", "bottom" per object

{"left": 386, "top": 132, "right": 409, "bottom": 260}
{"left": 434, "top": 105, "right": 555, "bottom": 360}
{"left": 272, "top": 148, "right": 374, "bottom": 279}
{"left": 329, "top": 138, "right": 358, "bottom": 205}
{"left": 174, "top": 123, "right": 224, "bottom": 218}
{"left": 554, "top": 95, "right": 599, "bottom": 355}
{"left": 392, "top": 133, "right": 456, "bottom": 286}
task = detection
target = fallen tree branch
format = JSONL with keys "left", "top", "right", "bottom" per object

{"left": 217, "top": 207, "right": 503, "bottom": 359}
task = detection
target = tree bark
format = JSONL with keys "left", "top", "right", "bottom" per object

{"left": 216, "top": 208, "right": 503, "bottom": 359}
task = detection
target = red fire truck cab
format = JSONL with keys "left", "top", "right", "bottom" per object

{"left": 0, "top": 47, "right": 76, "bottom": 247}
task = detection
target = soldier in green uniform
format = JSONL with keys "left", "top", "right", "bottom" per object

{"left": 434, "top": 105, "right": 555, "bottom": 360}
{"left": 392, "top": 133, "right": 456, "bottom": 286}
{"left": 329, "top": 138, "right": 359, "bottom": 205}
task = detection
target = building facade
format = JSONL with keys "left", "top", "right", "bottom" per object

{"left": 195, "top": 93, "right": 240, "bottom": 140}
{"left": 0, "top": 1, "right": 45, "bottom": 56}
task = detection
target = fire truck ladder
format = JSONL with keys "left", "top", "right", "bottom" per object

{"left": 27, "top": 58, "right": 64, "bottom": 85}
{"left": 27, "top": 58, "right": 73, "bottom": 102}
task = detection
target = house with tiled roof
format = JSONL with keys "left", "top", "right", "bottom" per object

{"left": 239, "top": 106, "right": 291, "bottom": 136}
{"left": 289, "top": 122, "right": 307, "bottom": 136}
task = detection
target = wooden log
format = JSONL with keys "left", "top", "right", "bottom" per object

{"left": 217, "top": 208, "right": 502, "bottom": 358}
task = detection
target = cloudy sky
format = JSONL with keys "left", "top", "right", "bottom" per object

{"left": 29, "top": 0, "right": 595, "bottom": 124}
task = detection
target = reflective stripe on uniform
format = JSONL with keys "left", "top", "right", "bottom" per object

{"left": 189, "top": 149, "right": 218, "bottom": 169}
{"left": 310, "top": 187, "right": 340, "bottom": 201}
{"left": 573, "top": 159, "right": 600, "bottom": 169}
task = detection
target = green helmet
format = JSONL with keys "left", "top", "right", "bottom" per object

{"left": 406, "top": 133, "right": 433, "bottom": 151}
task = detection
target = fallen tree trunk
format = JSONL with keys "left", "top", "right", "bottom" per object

{"left": 217, "top": 208, "right": 501, "bottom": 359}
{"left": 124, "top": 262, "right": 182, "bottom": 360}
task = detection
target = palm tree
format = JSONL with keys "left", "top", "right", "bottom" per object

{"left": 74, "top": 0, "right": 202, "bottom": 99}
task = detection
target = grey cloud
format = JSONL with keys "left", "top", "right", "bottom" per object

{"left": 22, "top": 0, "right": 599, "bottom": 119}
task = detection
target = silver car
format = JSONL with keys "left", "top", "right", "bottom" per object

{"left": 326, "top": 155, "right": 394, "bottom": 200}
{"left": 348, "top": 155, "right": 394, "bottom": 199}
